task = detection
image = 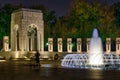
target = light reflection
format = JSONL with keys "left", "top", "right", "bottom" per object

{"left": 0, "top": 60, "right": 6, "bottom": 62}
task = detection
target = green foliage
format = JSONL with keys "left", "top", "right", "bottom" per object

{"left": 113, "top": 2, "right": 120, "bottom": 27}
{"left": 66, "top": 0, "right": 101, "bottom": 38}
{"left": 54, "top": 0, "right": 117, "bottom": 42}
{"left": 0, "top": 4, "right": 24, "bottom": 49}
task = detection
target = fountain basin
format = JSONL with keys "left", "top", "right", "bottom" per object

{"left": 61, "top": 53, "right": 120, "bottom": 69}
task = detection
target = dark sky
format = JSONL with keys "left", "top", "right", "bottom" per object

{"left": 0, "top": 0, "right": 120, "bottom": 17}
{"left": 0, "top": 0, "right": 72, "bottom": 17}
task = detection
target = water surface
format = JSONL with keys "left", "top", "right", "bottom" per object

{"left": 0, "top": 60, "right": 120, "bottom": 80}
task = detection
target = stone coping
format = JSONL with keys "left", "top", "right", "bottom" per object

{"left": 13, "top": 8, "right": 42, "bottom": 13}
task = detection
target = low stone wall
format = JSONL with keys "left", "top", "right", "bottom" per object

{"left": 0, "top": 51, "right": 28, "bottom": 60}
{"left": 0, "top": 51, "right": 68, "bottom": 60}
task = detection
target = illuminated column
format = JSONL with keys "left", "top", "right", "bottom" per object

{"left": 31, "top": 35, "right": 34, "bottom": 51}
{"left": 48, "top": 38, "right": 53, "bottom": 52}
{"left": 106, "top": 38, "right": 111, "bottom": 54}
{"left": 14, "top": 30, "right": 18, "bottom": 51}
{"left": 67, "top": 38, "right": 72, "bottom": 53}
{"left": 27, "top": 36, "right": 29, "bottom": 51}
{"left": 116, "top": 38, "right": 120, "bottom": 54}
{"left": 86, "top": 38, "right": 90, "bottom": 53}
{"left": 77, "top": 38, "right": 82, "bottom": 53}
{"left": 30, "top": 37, "right": 33, "bottom": 51}
{"left": 58, "top": 38, "right": 63, "bottom": 52}
{"left": 3, "top": 36, "right": 9, "bottom": 51}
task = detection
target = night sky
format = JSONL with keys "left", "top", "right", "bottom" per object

{"left": 0, "top": 0, "right": 120, "bottom": 16}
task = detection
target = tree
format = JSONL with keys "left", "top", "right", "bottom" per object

{"left": 99, "top": 3, "right": 115, "bottom": 41}
{"left": 0, "top": 4, "right": 23, "bottom": 49}
{"left": 67, "top": 0, "right": 116, "bottom": 41}
{"left": 113, "top": 2, "right": 120, "bottom": 37}
{"left": 68, "top": 0, "right": 101, "bottom": 38}
{"left": 113, "top": 2, "right": 120, "bottom": 27}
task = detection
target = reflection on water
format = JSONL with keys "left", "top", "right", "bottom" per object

{"left": 0, "top": 60, "right": 6, "bottom": 62}
{"left": 88, "top": 70, "right": 103, "bottom": 80}
{"left": 0, "top": 60, "right": 120, "bottom": 80}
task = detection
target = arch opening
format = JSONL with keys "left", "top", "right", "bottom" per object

{"left": 27, "top": 25, "right": 38, "bottom": 51}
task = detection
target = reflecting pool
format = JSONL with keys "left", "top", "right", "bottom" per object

{"left": 0, "top": 60, "right": 120, "bottom": 80}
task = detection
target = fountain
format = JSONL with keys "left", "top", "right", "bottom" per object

{"left": 88, "top": 28, "right": 104, "bottom": 66}
{"left": 61, "top": 28, "right": 120, "bottom": 69}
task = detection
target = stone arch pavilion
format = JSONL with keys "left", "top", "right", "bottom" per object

{"left": 11, "top": 8, "right": 44, "bottom": 52}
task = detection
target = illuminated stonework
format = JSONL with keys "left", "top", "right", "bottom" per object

{"left": 86, "top": 38, "right": 90, "bottom": 53}
{"left": 67, "top": 38, "right": 72, "bottom": 53}
{"left": 106, "top": 38, "right": 111, "bottom": 54}
{"left": 3, "top": 36, "right": 9, "bottom": 51}
{"left": 11, "top": 8, "right": 44, "bottom": 52}
{"left": 58, "top": 38, "right": 63, "bottom": 52}
{"left": 77, "top": 38, "right": 82, "bottom": 53}
{"left": 48, "top": 38, "right": 53, "bottom": 52}
{"left": 116, "top": 38, "right": 120, "bottom": 54}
